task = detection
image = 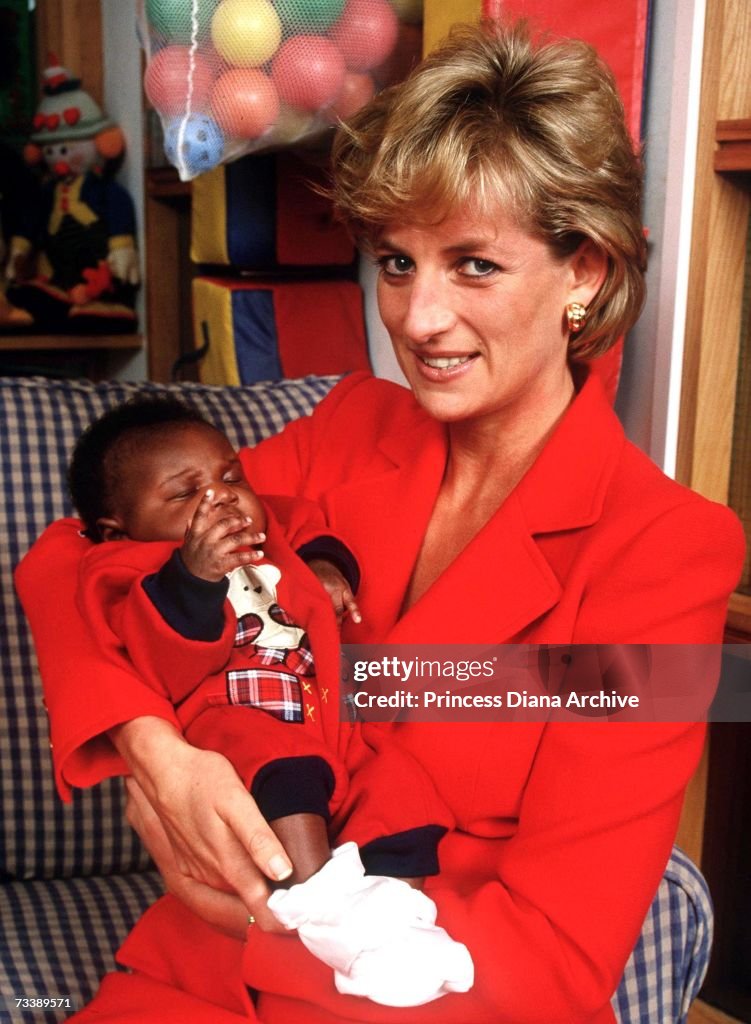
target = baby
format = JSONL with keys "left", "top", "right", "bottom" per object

{"left": 68, "top": 396, "right": 473, "bottom": 1006}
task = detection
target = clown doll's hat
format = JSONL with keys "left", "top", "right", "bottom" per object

{"left": 30, "top": 55, "right": 112, "bottom": 144}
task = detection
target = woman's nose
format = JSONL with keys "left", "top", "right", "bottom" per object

{"left": 401, "top": 273, "right": 456, "bottom": 343}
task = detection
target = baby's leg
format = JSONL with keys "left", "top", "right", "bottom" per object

{"left": 270, "top": 813, "right": 330, "bottom": 885}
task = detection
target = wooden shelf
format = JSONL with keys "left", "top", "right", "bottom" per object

{"left": 715, "top": 118, "right": 751, "bottom": 173}
{"left": 146, "top": 167, "right": 191, "bottom": 201}
{"left": 0, "top": 334, "right": 143, "bottom": 352}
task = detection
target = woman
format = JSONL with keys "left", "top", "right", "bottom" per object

{"left": 16, "top": 19, "right": 743, "bottom": 1024}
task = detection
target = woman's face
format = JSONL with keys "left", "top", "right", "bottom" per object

{"left": 375, "top": 202, "right": 604, "bottom": 432}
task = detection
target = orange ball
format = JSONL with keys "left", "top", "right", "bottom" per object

{"left": 211, "top": 68, "right": 280, "bottom": 139}
{"left": 144, "top": 46, "right": 215, "bottom": 115}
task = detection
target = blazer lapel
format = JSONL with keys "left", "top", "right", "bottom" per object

{"left": 328, "top": 416, "right": 448, "bottom": 643}
{"left": 385, "top": 490, "right": 562, "bottom": 644}
{"left": 383, "top": 370, "right": 624, "bottom": 645}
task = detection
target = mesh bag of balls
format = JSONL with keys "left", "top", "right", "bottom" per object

{"left": 141, "top": 0, "right": 422, "bottom": 179}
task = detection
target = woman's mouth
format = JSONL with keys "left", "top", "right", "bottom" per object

{"left": 420, "top": 355, "right": 473, "bottom": 369}
{"left": 414, "top": 352, "right": 478, "bottom": 381}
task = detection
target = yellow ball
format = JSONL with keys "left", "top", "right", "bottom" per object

{"left": 211, "top": 0, "right": 282, "bottom": 67}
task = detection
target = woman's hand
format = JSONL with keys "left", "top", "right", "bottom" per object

{"left": 110, "top": 718, "right": 292, "bottom": 923}
{"left": 125, "top": 775, "right": 265, "bottom": 938}
{"left": 307, "top": 558, "right": 362, "bottom": 627}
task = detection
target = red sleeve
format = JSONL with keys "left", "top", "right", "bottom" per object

{"left": 78, "top": 541, "right": 236, "bottom": 706}
{"left": 261, "top": 494, "right": 329, "bottom": 548}
{"left": 572, "top": 496, "right": 745, "bottom": 642}
{"left": 240, "top": 371, "right": 372, "bottom": 497}
{"left": 14, "top": 520, "right": 181, "bottom": 800}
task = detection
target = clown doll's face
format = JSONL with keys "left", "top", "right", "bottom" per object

{"left": 42, "top": 138, "right": 98, "bottom": 181}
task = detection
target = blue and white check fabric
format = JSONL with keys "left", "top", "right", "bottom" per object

{"left": 0, "top": 373, "right": 338, "bottom": 1022}
{"left": 612, "top": 846, "right": 713, "bottom": 1023}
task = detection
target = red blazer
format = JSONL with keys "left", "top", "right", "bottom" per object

{"left": 16, "top": 370, "right": 744, "bottom": 1024}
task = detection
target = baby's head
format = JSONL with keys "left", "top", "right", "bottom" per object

{"left": 68, "top": 396, "right": 265, "bottom": 543}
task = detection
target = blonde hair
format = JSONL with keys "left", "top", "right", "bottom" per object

{"left": 330, "top": 20, "right": 647, "bottom": 359}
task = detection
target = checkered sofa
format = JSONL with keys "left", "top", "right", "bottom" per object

{"left": 0, "top": 374, "right": 712, "bottom": 1023}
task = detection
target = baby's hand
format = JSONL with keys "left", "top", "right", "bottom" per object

{"left": 181, "top": 489, "right": 266, "bottom": 581}
{"left": 306, "top": 558, "right": 362, "bottom": 627}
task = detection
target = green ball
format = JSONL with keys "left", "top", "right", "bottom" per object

{"left": 274, "top": 0, "right": 346, "bottom": 33}
{"left": 146, "top": 0, "right": 219, "bottom": 42}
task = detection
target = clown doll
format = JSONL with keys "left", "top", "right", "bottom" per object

{"left": 3, "top": 58, "right": 139, "bottom": 333}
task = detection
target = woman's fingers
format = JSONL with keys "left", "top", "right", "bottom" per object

{"left": 342, "top": 588, "right": 362, "bottom": 624}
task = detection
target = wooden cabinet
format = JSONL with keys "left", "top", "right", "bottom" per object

{"left": 678, "top": 1, "right": 751, "bottom": 1021}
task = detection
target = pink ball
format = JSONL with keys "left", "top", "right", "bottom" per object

{"left": 330, "top": 0, "right": 399, "bottom": 71}
{"left": 211, "top": 69, "right": 280, "bottom": 139}
{"left": 144, "top": 46, "right": 215, "bottom": 116}
{"left": 326, "top": 71, "right": 375, "bottom": 121}
{"left": 272, "top": 35, "right": 346, "bottom": 112}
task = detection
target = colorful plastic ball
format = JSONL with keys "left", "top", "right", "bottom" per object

{"left": 144, "top": 46, "right": 215, "bottom": 116}
{"left": 389, "top": 0, "right": 422, "bottom": 24}
{"left": 210, "top": 68, "right": 280, "bottom": 139}
{"left": 211, "top": 0, "right": 282, "bottom": 67}
{"left": 326, "top": 71, "right": 375, "bottom": 122}
{"left": 164, "top": 113, "right": 224, "bottom": 177}
{"left": 330, "top": 0, "right": 399, "bottom": 71}
{"left": 272, "top": 35, "right": 346, "bottom": 111}
{"left": 146, "top": 0, "right": 219, "bottom": 42}
{"left": 274, "top": 0, "right": 346, "bottom": 33}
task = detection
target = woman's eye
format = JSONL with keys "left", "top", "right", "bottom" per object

{"left": 459, "top": 258, "right": 499, "bottom": 278}
{"left": 377, "top": 254, "right": 414, "bottom": 276}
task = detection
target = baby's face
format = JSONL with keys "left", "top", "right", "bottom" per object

{"left": 107, "top": 422, "right": 266, "bottom": 543}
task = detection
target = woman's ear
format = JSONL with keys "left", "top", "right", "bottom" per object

{"left": 568, "top": 240, "right": 608, "bottom": 307}
{"left": 96, "top": 516, "right": 127, "bottom": 542}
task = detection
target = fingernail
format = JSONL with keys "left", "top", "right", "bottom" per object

{"left": 269, "top": 855, "right": 293, "bottom": 881}
{"left": 245, "top": 515, "right": 253, "bottom": 523}
{"left": 257, "top": 532, "right": 266, "bottom": 542}
{"left": 205, "top": 488, "right": 214, "bottom": 499}
{"left": 252, "top": 550, "right": 265, "bottom": 560}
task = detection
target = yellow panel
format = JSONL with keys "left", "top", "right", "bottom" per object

{"left": 423, "top": 0, "right": 483, "bottom": 54}
{"left": 190, "top": 166, "right": 229, "bottom": 266}
{"left": 192, "top": 279, "right": 241, "bottom": 386}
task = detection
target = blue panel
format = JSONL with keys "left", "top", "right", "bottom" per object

{"left": 231, "top": 289, "right": 283, "bottom": 384}
{"left": 225, "top": 154, "right": 276, "bottom": 268}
